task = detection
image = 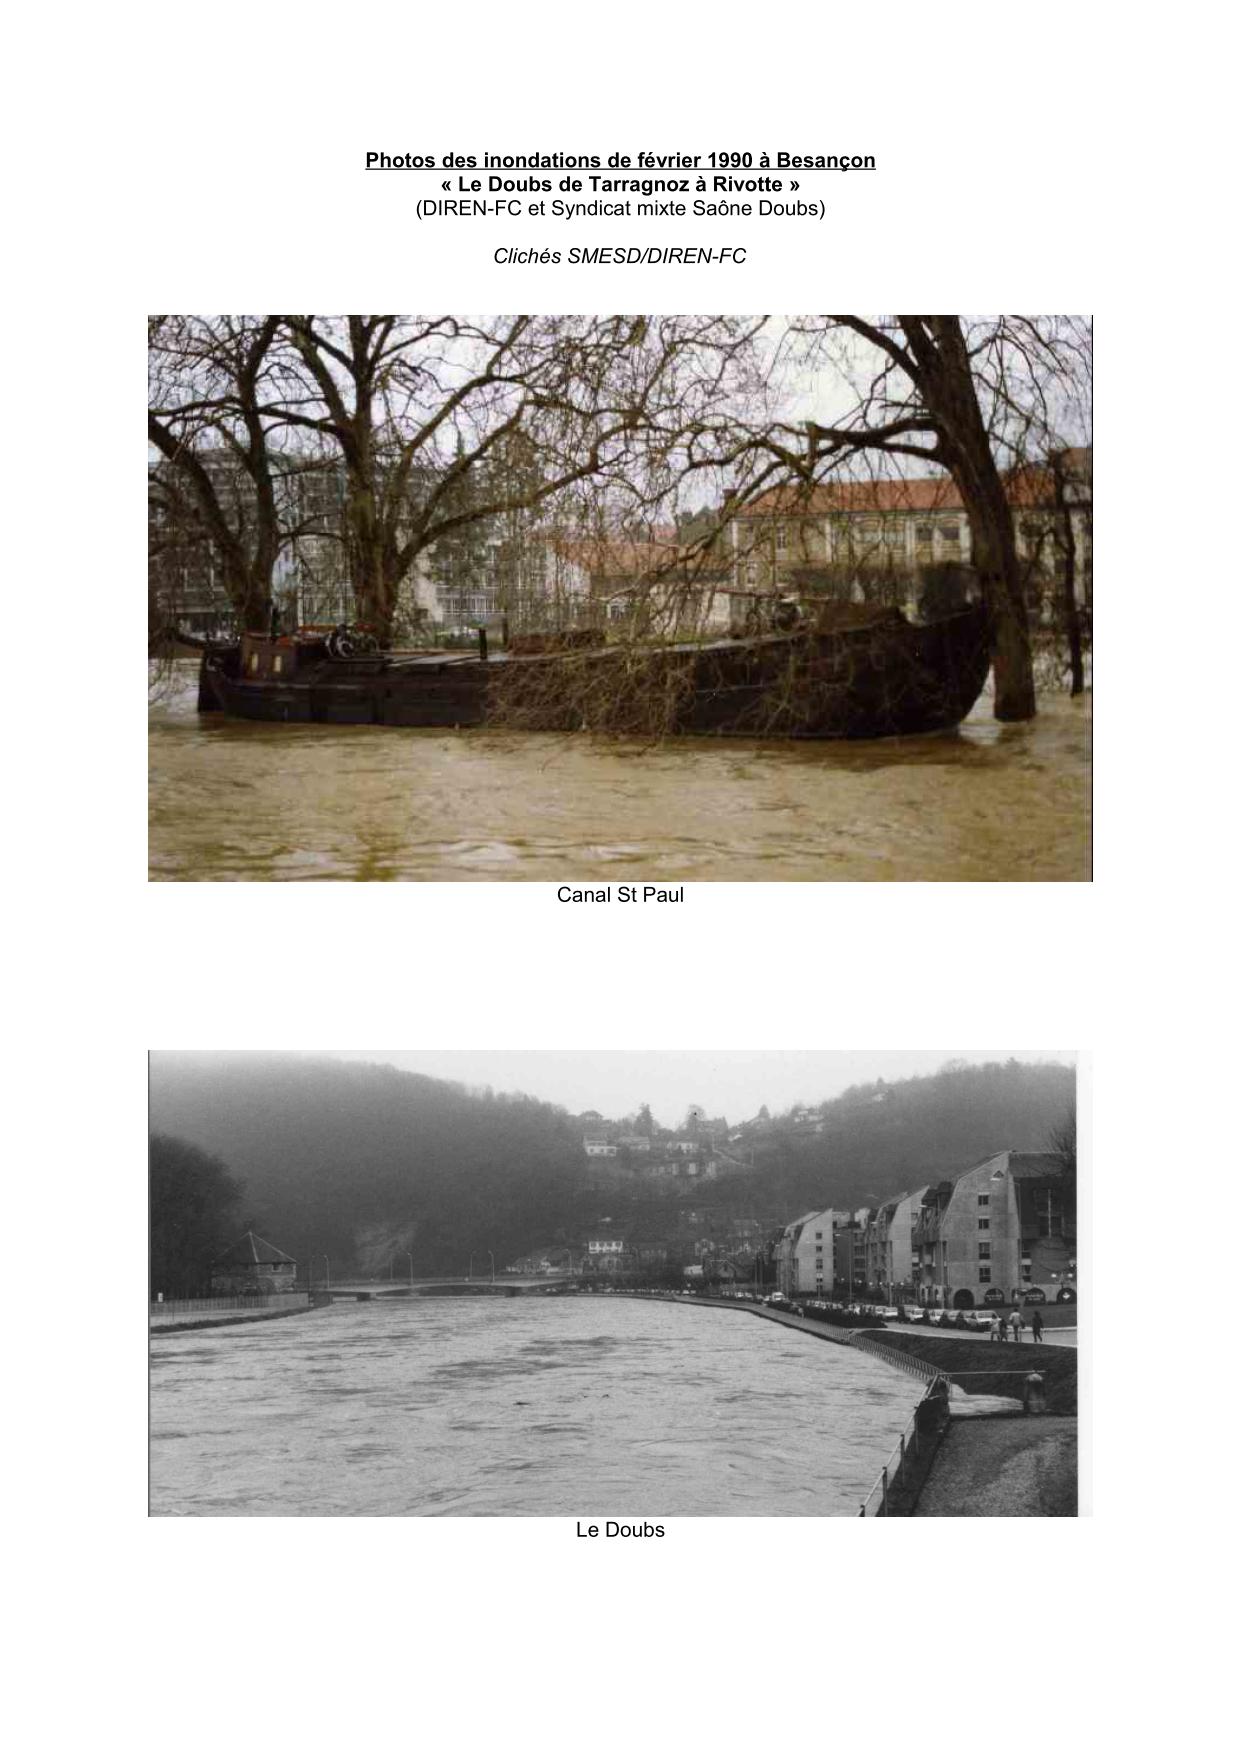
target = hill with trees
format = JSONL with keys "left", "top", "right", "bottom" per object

{"left": 148, "top": 1054, "right": 1075, "bottom": 1278}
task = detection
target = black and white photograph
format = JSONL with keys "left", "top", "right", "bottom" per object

{"left": 149, "top": 1049, "right": 1082, "bottom": 1517}
{"left": 149, "top": 316, "right": 1091, "bottom": 883}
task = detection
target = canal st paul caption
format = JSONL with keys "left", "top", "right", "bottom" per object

{"left": 557, "top": 885, "right": 684, "bottom": 904}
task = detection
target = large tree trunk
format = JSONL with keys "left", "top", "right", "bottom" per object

{"left": 1053, "top": 458, "right": 1085, "bottom": 697}
{"left": 960, "top": 484, "right": 1036, "bottom": 722}
{"left": 907, "top": 318, "right": 1037, "bottom": 721}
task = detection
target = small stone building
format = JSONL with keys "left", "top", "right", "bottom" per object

{"left": 210, "top": 1231, "right": 298, "bottom": 1295}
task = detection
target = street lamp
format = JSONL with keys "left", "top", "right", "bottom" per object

{"left": 399, "top": 1247, "right": 413, "bottom": 1290}
{"left": 322, "top": 1253, "right": 331, "bottom": 1295}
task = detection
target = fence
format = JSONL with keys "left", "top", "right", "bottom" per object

{"left": 857, "top": 1377, "right": 951, "bottom": 1517}
{"left": 150, "top": 1293, "right": 310, "bottom": 1319}
{"left": 848, "top": 1333, "right": 947, "bottom": 1387}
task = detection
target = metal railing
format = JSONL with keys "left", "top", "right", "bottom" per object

{"left": 849, "top": 1333, "right": 947, "bottom": 1386}
{"left": 858, "top": 1376, "right": 950, "bottom": 1516}
{"left": 149, "top": 1293, "right": 308, "bottom": 1316}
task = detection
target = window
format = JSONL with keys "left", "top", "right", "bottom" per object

{"left": 940, "top": 522, "right": 960, "bottom": 544}
{"left": 977, "top": 1195, "right": 989, "bottom": 1207}
{"left": 915, "top": 522, "right": 934, "bottom": 544}
{"left": 978, "top": 1218, "right": 990, "bottom": 1231}
{"left": 815, "top": 1232, "right": 822, "bottom": 1240}
{"left": 978, "top": 1243, "right": 991, "bottom": 1260}
{"left": 776, "top": 523, "right": 788, "bottom": 551}
{"left": 979, "top": 1267, "right": 992, "bottom": 1284}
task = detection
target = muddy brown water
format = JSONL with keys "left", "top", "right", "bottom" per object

{"left": 148, "top": 667, "right": 1090, "bottom": 881}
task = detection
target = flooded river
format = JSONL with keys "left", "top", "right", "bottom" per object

{"left": 149, "top": 667, "right": 1090, "bottom": 881}
{"left": 149, "top": 1296, "right": 920, "bottom": 1516}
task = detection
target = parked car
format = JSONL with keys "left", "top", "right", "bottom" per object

{"left": 874, "top": 1307, "right": 900, "bottom": 1320}
{"left": 765, "top": 1293, "right": 788, "bottom": 1306}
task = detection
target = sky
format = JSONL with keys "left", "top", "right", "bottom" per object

{"left": 320, "top": 1048, "right": 1075, "bottom": 1127}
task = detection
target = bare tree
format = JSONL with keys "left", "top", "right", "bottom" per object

{"left": 745, "top": 316, "right": 1092, "bottom": 720}
{"left": 267, "top": 315, "right": 761, "bottom": 643}
{"left": 148, "top": 316, "right": 287, "bottom": 632}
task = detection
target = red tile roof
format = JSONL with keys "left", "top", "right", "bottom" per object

{"left": 738, "top": 477, "right": 964, "bottom": 518}
{"left": 737, "top": 457, "right": 1085, "bottom": 520}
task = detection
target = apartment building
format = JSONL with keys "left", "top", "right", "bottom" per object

{"left": 775, "top": 1209, "right": 839, "bottom": 1297}
{"left": 729, "top": 450, "right": 1092, "bottom": 614}
{"left": 912, "top": 1151, "right": 1076, "bottom": 1309}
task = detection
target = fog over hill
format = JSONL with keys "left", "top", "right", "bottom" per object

{"left": 148, "top": 1053, "right": 1075, "bottom": 1276}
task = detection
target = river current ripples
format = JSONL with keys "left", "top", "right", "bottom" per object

{"left": 149, "top": 1297, "right": 922, "bottom": 1516}
{"left": 148, "top": 665, "right": 1090, "bottom": 881}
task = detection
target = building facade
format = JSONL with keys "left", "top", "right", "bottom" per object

{"left": 210, "top": 1230, "right": 298, "bottom": 1296}
{"left": 729, "top": 451, "right": 1092, "bottom": 619}
{"left": 776, "top": 1209, "right": 839, "bottom": 1297}
{"left": 912, "top": 1152, "right": 1076, "bottom": 1309}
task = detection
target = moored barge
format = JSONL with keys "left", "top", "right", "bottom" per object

{"left": 196, "top": 606, "right": 990, "bottom": 741}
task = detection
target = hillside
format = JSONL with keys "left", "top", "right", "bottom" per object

{"left": 148, "top": 1054, "right": 1075, "bottom": 1276}
{"left": 148, "top": 1053, "right": 587, "bottom": 1276}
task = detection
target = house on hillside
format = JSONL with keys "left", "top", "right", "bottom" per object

{"left": 210, "top": 1231, "right": 298, "bottom": 1296}
{"left": 582, "top": 1235, "right": 628, "bottom": 1276}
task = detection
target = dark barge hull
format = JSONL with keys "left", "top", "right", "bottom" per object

{"left": 197, "top": 608, "right": 990, "bottom": 741}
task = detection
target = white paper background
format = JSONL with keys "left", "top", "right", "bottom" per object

{"left": 9, "top": 0, "right": 1233, "bottom": 1743}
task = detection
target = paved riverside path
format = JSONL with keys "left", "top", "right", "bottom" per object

{"left": 912, "top": 1415, "right": 1078, "bottom": 1516}
{"left": 884, "top": 1320, "right": 1078, "bottom": 1349}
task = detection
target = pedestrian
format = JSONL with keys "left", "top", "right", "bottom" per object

{"left": 1031, "top": 1309, "right": 1044, "bottom": 1342}
{"left": 997, "top": 1313, "right": 1008, "bottom": 1341}
{"left": 1010, "top": 1309, "right": 1024, "bottom": 1343}
{"left": 989, "top": 1313, "right": 1001, "bottom": 1342}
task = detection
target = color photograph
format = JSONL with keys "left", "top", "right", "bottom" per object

{"left": 149, "top": 316, "right": 1091, "bottom": 881}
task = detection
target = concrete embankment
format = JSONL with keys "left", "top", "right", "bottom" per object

{"left": 149, "top": 1298, "right": 328, "bottom": 1335}
{"left": 627, "top": 1291, "right": 866, "bottom": 1347}
{"left": 632, "top": 1295, "right": 1078, "bottom": 1515}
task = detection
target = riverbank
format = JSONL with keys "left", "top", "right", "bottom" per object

{"left": 861, "top": 1330, "right": 1077, "bottom": 1413}
{"left": 912, "top": 1417, "right": 1078, "bottom": 1516}
{"left": 637, "top": 1294, "right": 1079, "bottom": 1514}
{"left": 149, "top": 1302, "right": 328, "bottom": 1335}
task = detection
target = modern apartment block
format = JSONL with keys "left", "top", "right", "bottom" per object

{"left": 912, "top": 1151, "right": 1076, "bottom": 1309}
{"left": 775, "top": 1209, "right": 843, "bottom": 1297}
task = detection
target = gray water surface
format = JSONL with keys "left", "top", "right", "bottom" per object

{"left": 149, "top": 1297, "right": 920, "bottom": 1516}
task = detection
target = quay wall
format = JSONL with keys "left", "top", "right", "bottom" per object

{"left": 627, "top": 1294, "right": 1071, "bottom": 1515}
{"left": 150, "top": 1292, "right": 320, "bottom": 1333}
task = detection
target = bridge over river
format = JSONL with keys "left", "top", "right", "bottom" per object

{"left": 323, "top": 1276, "right": 577, "bottom": 1298}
